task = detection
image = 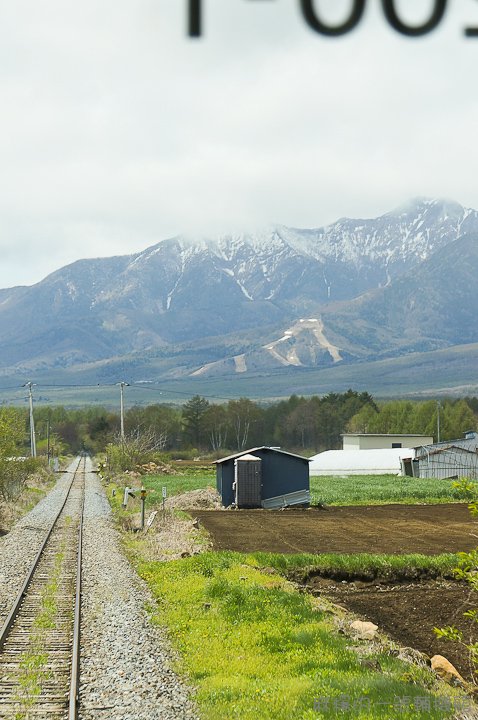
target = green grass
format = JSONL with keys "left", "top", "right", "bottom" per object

{"left": 136, "top": 551, "right": 459, "bottom": 719}
{"left": 141, "top": 468, "right": 215, "bottom": 504}
{"left": 248, "top": 552, "right": 459, "bottom": 582}
{"left": 138, "top": 470, "right": 464, "bottom": 509}
{"left": 310, "top": 475, "right": 465, "bottom": 506}
{"left": 112, "top": 468, "right": 471, "bottom": 718}
{"left": 13, "top": 548, "right": 64, "bottom": 718}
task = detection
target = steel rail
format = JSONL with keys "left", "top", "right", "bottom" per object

{"left": 0, "top": 455, "right": 83, "bottom": 652}
{"left": 68, "top": 479, "right": 85, "bottom": 719}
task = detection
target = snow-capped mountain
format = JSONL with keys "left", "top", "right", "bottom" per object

{"left": 0, "top": 197, "right": 477, "bottom": 390}
{"left": 126, "top": 197, "right": 478, "bottom": 309}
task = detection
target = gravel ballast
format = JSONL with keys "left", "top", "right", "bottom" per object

{"left": 0, "top": 457, "right": 197, "bottom": 719}
{"left": 79, "top": 458, "right": 198, "bottom": 719}
{"left": 0, "top": 459, "right": 77, "bottom": 625}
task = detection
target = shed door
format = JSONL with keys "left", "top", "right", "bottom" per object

{"left": 234, "top": 458, "right": 262, "bottom": 508}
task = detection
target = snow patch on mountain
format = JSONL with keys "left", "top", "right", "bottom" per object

{"left": 1, "top": 196, "right": 477, "bottom": 380}
{"left": 264, "top": 318, "right": 343, "bottom": 366}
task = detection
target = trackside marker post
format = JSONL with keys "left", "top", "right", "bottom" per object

{"left": 146, "top": 511, "right": 158, "bottom": 532}
{"left": 123, "top": 486, "right": 136, "bottom": 507}
{"left": 140, "top": 486, "right": 146, "bottom": 530}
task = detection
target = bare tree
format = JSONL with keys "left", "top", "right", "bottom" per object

{"left": 227, "top": 398, "right": 261, "bottom": 451}
{"left": 204, "top": 405, "right": 228, "bottom": 452}
{"left": 107, "top": 427, "right": 168, "bottom": 472}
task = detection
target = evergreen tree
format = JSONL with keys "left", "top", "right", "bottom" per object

{"left": 182, "top": 395, "right": 210, "bottom": 448}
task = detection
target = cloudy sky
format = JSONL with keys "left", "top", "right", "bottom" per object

{"left": 1, "top": 0, "right": 477, "bottom": 288}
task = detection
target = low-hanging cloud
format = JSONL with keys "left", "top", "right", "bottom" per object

{"left": 0, "top": 0, "right": 478, "bottom": 287}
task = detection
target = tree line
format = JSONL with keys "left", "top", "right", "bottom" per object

{"left": 3, "top": 390, "right": 476, "bottom": 457}
{"left": 0, "top": 407, "right": 44, "bottom": 504}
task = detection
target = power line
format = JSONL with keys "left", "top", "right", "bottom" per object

{"left": 0, "top": 380, "right": 243, "bottom": 403}
{"left": 130, "top": 383, "right": 234, "bottom": 401}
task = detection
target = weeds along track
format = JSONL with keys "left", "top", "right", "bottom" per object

{"left": 0, "top": 456, "right": 85, "bottom": 719}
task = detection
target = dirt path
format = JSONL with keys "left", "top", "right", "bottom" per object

{"left": 195, "top": 504, "right": 476, "bottom": 555}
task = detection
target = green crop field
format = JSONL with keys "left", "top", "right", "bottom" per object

{"left": 140, "top": 467, "right": 464, "bottom": 507}
{"left": 309, "top": 474, "right": 464, "bottom": 506}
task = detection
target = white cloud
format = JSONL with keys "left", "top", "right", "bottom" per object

{"left": 0, "top": 0, "right": 478, "bottom": 286}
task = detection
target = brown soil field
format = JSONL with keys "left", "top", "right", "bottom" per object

{"left": 195, "top": 504, "right": 476, "bottom": 555}
{"left": 305, "top": 576, "right": 478, "bottom": 684}
{"left": 196, "top": 504, "right": 478, "bottom": 684}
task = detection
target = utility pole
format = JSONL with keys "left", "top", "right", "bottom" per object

{"left": 117, "top": 381, "right": 129, "bottom": 440}
{"left": 24, "top": 381, "right": 37, "bottom": 458}
{"left": 436, "top": 400, "right": 441, "bottom": 443}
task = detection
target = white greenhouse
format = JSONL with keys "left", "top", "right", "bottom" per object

{"left": 309, "top": 448, "right": 415, "bottom": 476}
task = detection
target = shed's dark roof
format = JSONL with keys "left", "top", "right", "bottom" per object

{"left": 213, "top": 447, "right": 310, "bottom": 465}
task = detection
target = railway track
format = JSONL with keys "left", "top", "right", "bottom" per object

{"left": 0, "top": 456, "right": 86, "bottom": 719}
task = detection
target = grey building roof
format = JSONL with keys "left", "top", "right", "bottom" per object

{"left": 415, "top": 432, "right": 478, "bottom": 458}
{"left": 416, "top": 444, "right": 477, "bottom": 459}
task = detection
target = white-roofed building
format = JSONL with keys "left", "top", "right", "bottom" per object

{"left": 342, "top": 433, "right": 433, "bottom": 450}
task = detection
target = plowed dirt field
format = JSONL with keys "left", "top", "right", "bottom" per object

{"left": 305, "top": 576, "right": 477, "bottom": 683}
{"left": 196, "top": 503, "right": 478, "bottom": 683}
{"left": 195, "top": 503, "right": 475, "bottom": 555}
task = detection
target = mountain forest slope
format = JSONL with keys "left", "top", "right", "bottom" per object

{"left": 0, "top": 198, "right": 477, "bottom": 398}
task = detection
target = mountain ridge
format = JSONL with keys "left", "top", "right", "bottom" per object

{"left": 1, "top": 197, "right": 477, "bottom": 397}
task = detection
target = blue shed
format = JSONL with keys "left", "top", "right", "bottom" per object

{"left": 214, "top": 447, "right": 310, "bottom": 508}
